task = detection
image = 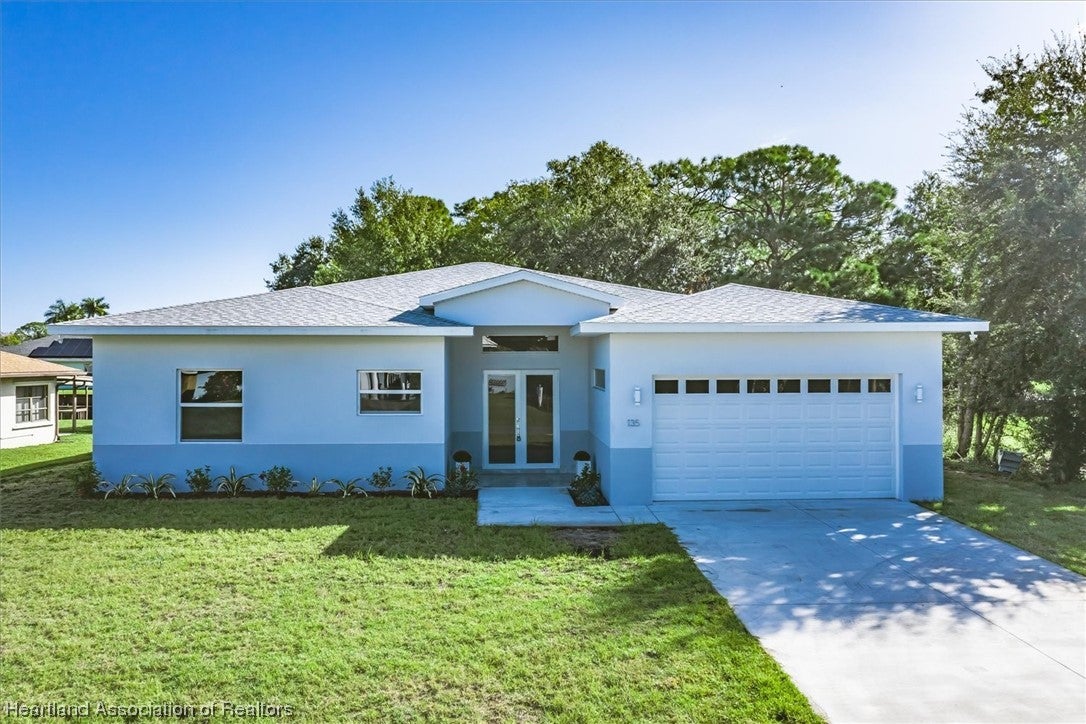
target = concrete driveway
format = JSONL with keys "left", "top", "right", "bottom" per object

{"left": 651, "top": 500, "right": 1086, "bottom": 724}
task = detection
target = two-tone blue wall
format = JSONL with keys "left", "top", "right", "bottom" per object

{"left": 92, "top": 335, "right": 447, "bottom": 490}
{"left": 594, "top": 331, "right": 947, "bottom": 505}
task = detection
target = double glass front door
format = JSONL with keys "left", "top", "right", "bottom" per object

{"left": 485, "top": 370, "right": 558, "bottom": 467}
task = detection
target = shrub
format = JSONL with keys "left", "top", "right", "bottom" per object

{"left": 328, "top": 477, "right": 367, "bottom": 498}
{"left": 367, "top": 466, "right": 394, "bottom": 491}
{"left": 404, "top": 467, "right": 441, "bottom": 498}
{"left": 215, "top": 467, "right": 256, "bottom": 497}
{"left": 260, "top": 465, "right": 298, "bottom": 494}
{"left": 134, "top": 472, "right": 177, "bottom": 499}
{"left": 444, "top": 465, "right": 478, "bottom": 498}
{"left": 569, "top": 465, "right": 606, "bottom": 506}
{"left": 185, "top": 466, "right": 213, "bottom": 494}
{"left": 305, "top": 476, "right": 326, "bottom": 496}
{"left": 73, "top": 462, "right": 103, "bottom": 497}
{"left": 452, "top": 449, "right": 472, "bottom": 464}
{"left": 98, "top": 474, "right": 135, "bottom": 499}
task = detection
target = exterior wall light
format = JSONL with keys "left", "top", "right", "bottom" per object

{"left": 633, "top": 386, "right": 642, "bottom": 406}
{"left": 915, "top": 384, "right": 924, "bottom": 403}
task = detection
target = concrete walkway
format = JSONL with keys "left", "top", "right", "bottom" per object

{"left": 477, "top": 486, "right": 659, "bottom": 526}
{"left": 652, "top": 500, "right": 1086, "bottom": 723}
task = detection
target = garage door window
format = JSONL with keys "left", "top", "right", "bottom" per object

{"left": 654, "top": 379, "right": 679, "bottom": 394}
{"left": 716, "top": 379, "right": 740, "bottom": 394}
{"left": 837, "top": 379, "right": 861, "bottom": 393}
{"left": 685, "top": 379, "right": 710, "bottom": 394}
{"left": 777, "top": 379, "right": 801, "bottom": 393}
{"left": 808, "top": 379, "right": 831, "bottom": 393}
{"left": 747, "top": 379, "right": 771, "bottom": 394}
{"left": 868, "top": 378, "right": 892, "bottom": 393}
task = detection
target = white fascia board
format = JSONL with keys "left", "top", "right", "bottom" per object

{"left": 419, "top": 270, "right": 625, "bottom": 307}
{"left": 47, "top": 325, "right": 475, "bottom": 337}
{"left": 572, "top": 321, "right": 991, "bottom": 335}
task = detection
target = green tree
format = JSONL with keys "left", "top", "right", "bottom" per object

{"left": 266, "top": 236, "right": 332, "bottom": 290}
{"left": 79, "top": 297, "right": 109, "bottom": 317}
{"left": 44, "top": 299, "right": 83, "bottom": 324}
{"left": 950, "top": 37, "right": 1086, "bottom": 481}
{"left": 321, "top": 178, "right": 457, "bottom": 284}
{"left": 877, "top": 174, "right": 970, "bottom": 312}
{"left": 16, "top": 322, "right": 49, "bottom": 340}
{"left": 0, "top": 321, "right": 50, "bottom": 345}
{"left": 655, "top": 145, "right": 897, "bottom": 297}
{"left": 267, "top": 180, "right": 460, "bottom": 288}
{"left": 457, "top": 142, "right": 712, "bottom": 291}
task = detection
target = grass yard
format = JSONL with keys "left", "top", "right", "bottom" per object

{"left": 927, "top": 463, "right": 1086, "bottom": 576}
{"left": 0, "top": 422, "right": 92, "bottom": 474}
{"left": 0, "top": 464, "right": 820, "bottom": 723}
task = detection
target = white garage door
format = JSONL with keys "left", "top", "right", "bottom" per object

{"left": 653, "top": 376, "right": 897, "bottom": 500}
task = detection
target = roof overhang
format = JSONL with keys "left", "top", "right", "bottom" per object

{"left": 0, "top": 371, "right": 91, "bottom": 380}
{"left": 419, "top": 270, "right": 625, "bottom": 308}
{"left": 47, "top": 325, "right": 475, "bottom": 337}
{"left": 573, "top": 320, "right": 992, "bottom": 335}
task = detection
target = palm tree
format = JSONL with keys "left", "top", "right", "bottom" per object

{"left": 44, "top": 299, "right": 82, "bottom": 324}
{"left": 80, "top": 297, "right": 109, "bottom": 318}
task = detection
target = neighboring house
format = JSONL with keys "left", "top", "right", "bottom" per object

{"left": 53, "top": 263, "right": 988, "bottom": 503}
{"left": 0, "top": 351, "right": 88, "bottom": 448}
{"left": 1, "top": 335, "right": 93, "bottom": 373}
{"left": 1, "top": 336, "right": 94, "bottom": 420}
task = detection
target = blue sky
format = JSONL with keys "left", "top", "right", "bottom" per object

{"left": 2, "top": 1, "right": 1083, "bottom": 330}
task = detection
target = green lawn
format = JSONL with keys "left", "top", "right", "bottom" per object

{"left": 0, "top": 423, "right": 92, "bottom": 474}
{"left": 926, "top": 463, "right": 1086, "bottom": 576}
{"left": 0, "top": 464, "right": 820, "bottom": 723}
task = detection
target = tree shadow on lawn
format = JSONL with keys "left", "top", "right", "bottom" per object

{"left": 3, "top": 464, "right": 1083, "bottom": 640}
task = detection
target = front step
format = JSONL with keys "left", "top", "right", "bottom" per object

{"left": 476, "top": 470, "right": 571, "bottom": 488}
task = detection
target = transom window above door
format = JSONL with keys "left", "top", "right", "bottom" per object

{"left": 482, "top": 335, "right": 559, "bottom": 352}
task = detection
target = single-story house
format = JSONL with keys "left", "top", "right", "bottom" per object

{"left": 1, "top": 335, "right": 94, "bottom": 421}
{"left": 0, "top": 351, "right": 90, "bottom": 449}
{"left": 52, "top": 263, "right": 987, "bottom": 503}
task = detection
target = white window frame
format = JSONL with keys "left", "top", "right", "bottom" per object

{"left": 14, "top": 384, "right": 50, "bottom": 426}
{"left": 178, "top": 369, "right": 243, "bottom": 443}
{"left": 592, "top": 368, "right": 606, "bottom": 390}
{"left": 358, "top": 370, "right": 423, "bottom": 415}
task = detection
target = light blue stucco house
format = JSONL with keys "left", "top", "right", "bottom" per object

{"left": 53, "top": 263, "right": 987, "bottom": 504}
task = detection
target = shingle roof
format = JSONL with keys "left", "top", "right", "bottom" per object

{"left": 48, "top": 263, "right": 982, "bottom": 333}
{"left": 0, "top": 351, "right": 84, "bottom": 378}
{"left": 51, "top": 284, "right": 466, "bottom": 328}
{"left": 584, "top": 283, "right": 983, "bottom": 325}
{"left": 51, "top": 263, "right": 679, "bottom": 330}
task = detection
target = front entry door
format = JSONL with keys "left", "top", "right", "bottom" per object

{"left": 484, "top": 370, "right": 559, "bottom": 468}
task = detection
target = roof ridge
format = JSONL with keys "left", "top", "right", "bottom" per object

{"left": 723, "top": 283, "right": 971, "bottom": 318}
{"left": 52, "top": 287, "right": 300, "bottom": 326}
{"left": 317, "top": 261, "right": 518, "bottom": 294}
{"left": 305, "top": 285, "right": 419, "bottom": 314}
{"left": 532, "top": 268, "right": 684, "bottom": 299}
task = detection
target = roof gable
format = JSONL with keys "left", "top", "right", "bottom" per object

{"left": 49, "top": 263, "right": 678, "bottom": 335}
{"left": 418, "top": 269, "right": 625, "bottom": 308}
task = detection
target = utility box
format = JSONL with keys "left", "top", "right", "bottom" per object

{"left": 997, "top": 450, "right": 1024, "bottom": 474}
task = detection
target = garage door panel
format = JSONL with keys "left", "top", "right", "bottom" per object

{"left": 836, "top": 431, "right": 865, "bottom": 446}
{"left": 654, "top": 376, "right": 897, "bottom": 501}
{"left": 745, "top": 405, "right": 773, "bottom": 420}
